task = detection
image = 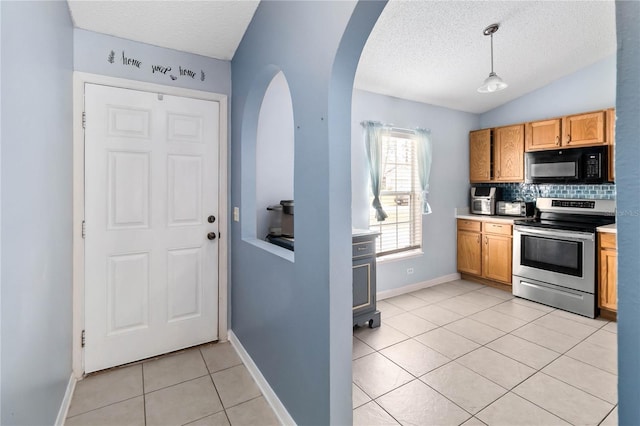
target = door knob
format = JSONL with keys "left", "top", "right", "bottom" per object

{"left": 208, "top": 215, "right": 216, "bottom": 223}
{"left": 207, "top": 232, "right": 216, "bottom": 240}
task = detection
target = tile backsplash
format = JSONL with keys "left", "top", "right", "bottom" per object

{"left": 476, "top": 183, "right": 616, "bottom": 202}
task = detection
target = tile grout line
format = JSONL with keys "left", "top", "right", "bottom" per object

{"left": 65, "top": 394, "right": 143, "bottom": 420}
{"left": 142, "top": 363, "right": 147, "bottom": 426}
{"left": 198, "top": 347, "right": 230, "bottom": 423}
{"left": 597, "top": 404, "right": 618, "bottom": 426}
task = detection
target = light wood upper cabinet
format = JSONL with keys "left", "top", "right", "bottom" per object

{"left": 469, "top": 129, "right": 492, "bottom": 182}
{"left": 607, "top": 108, "right": 615, "bottom": 182}
{"left": 494, "top": 124, "right": 524, "bottom": 182}
{"left": 598, "top": 232, "right": 617, "bottom": 312}
{"left": 525, "top": 119, "right": 561, "bottom": 151}
{"left": 562, "top": 111, "right": 606, "bottom": 147}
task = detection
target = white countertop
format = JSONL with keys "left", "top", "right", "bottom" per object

{"left": 456, "top": 213, "right": 532, "bottom": 225}
{"left": 597, "top": 223, "right": 617, "bottom": 234}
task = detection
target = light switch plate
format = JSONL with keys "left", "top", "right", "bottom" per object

{"left": 233, "top": 207, "right": 240, "bottom": 222}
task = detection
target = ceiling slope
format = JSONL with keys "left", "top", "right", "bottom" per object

{"left": 67, "top": 0, "right": 259, "bottom": 61}
{"left": 354, "top": 0, "right": 616, "bottom": 114}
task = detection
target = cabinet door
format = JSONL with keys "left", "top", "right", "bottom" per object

{"left": 494, "top": 124, "right": 524, "bottom": 182}
{"left": 562, "top": 111, "right": 605, "bottom": 147}
{"left": 469, "top": 129, "right": 491, "bottom": 182}
{"left": 598, "top": 233, "right": 617, "bottom": 312}
{"left": 607, "top": 108, "right": 615, "bottom": 182}
{"left": 483, "top": 233, "right": 512, "bottom": 284}
{"left": 599, "top": 248, "right": 617, "bottom": 311}
{"left": 525, "top": 119, "right": 561, "bottom": 151}
{"left": 353, "top": 257, "right": 373, "bottom": 313}
{"left": 457, "top": 230, "right": 482, "bottom": 276}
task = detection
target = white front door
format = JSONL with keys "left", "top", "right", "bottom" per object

{"left": 84, "top": 83, "right": 219, "bottom": 373}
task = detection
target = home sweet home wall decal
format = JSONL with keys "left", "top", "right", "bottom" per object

{"left": 106, "top": 49, "right": 206, "bottom": 83}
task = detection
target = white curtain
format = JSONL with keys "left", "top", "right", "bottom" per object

{"left": 416, "top": 128, "right": 433, "bottom": 214}
{"left": 362, "top": 121, "right": 388, "bottom": 221}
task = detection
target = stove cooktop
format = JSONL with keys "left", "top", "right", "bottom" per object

{"left": 514, "top": 198, "right": 616, "bottom": 233}
{"left": 513, "top": 218, "right": 614, "bottom": 233}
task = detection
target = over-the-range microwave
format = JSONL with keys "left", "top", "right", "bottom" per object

{"left": 525, "top": 146, "right": 608, "bottom": 184}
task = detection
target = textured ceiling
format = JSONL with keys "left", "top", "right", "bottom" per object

{"left": 67, "top": 0, "right": 259, "bottom": 60}
{"left": 66, "top": 1, "right": 616, "bottom": 114}
{"left": 355, "top": 0, "right": 617, "bottom": 114}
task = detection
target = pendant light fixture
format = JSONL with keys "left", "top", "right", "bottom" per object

{"left": 478, "top": 23, "right": 508, "bottom": 93}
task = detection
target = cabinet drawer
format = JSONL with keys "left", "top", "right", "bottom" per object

{"left": 600, "top": 233, "right": 616, "bottom": 249}
{"left": 457, "top": 219, "right": 481, "bottom": 232}
{"left": 353, "top": 241, "right": 375, "bottom": 258}
{"left": 483, "top": 222, "right": 512, "bottom": 236}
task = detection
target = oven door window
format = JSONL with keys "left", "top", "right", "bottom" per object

{"left": 520, "top": 234, "right": 583, "bottom": 277}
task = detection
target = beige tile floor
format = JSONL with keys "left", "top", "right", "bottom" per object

{"left": 65, "top": 279, "right": 618, "bottom": 426}
{"left": 65, "top": 342, "right": 279, "bottom": 426}
{"left": 353, "top": 279, "right": 619, "bottom": 426}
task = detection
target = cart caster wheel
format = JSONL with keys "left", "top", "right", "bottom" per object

{"left": 368, "top": 319, "right": 374, "bottom": 328}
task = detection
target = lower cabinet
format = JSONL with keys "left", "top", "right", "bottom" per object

{"left": 457, "top": 219, "right": 513, "bottom": 285}
{"left": 598, "top": 232, "right": 617, "bottom": 312}
{"left": 457, "top": 220, "right": 482, "bottom": 276}
{"left": 352, "top": 232, "right": 381, "bottom": 328}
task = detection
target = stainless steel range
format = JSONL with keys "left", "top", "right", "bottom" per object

{"left": 512, "top": 198, "right": 616, "bottom": 318}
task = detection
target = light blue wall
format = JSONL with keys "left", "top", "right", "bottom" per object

{"left": 256, "top": 72, "right": 294, "bottom": 239}
{"left": 352, "top": 90, "right": 479, "bottom": 291}
{"left": 230, "top": 2, "right": 385, "bottom": 424}
{"left": 614, "top": 2, "right": 640, "bottom": 424}
{"left": 1, "top": 1, "right": 73, "bottom": 424}
{"left": 0, "top": 3, "right": 3, "bottom": 422}
{"left": 480, "top": 54, "right": 616, "bottom": 128}
{"left": 74, "top": 29, "right": 231, "bottom": 95}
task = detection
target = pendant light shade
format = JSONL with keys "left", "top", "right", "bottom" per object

{"left": 478, "top": 23, "right": 508, "bottom": 93}
{"left": 478, "top": 72, "right": 508, "bottom": 93}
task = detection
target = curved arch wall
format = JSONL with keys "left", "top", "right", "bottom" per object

{"left": 255, "top": 71, "right": 294, "bottom": 241}
{"left": 231, "top": 2, "right": 387, "bottom": 424}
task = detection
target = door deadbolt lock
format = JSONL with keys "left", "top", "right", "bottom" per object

{"left": 207, "top": 232, "right": 217, "bottom": 240}
{"left": 208, "top": 215, "right": 216, "bottom": 223}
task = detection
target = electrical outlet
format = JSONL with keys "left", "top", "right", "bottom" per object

{"left": 233, "top": 207, "right": 240, "bottom": 222}
{"left": 407, "top": 268, "right": 414, "bottom": 275}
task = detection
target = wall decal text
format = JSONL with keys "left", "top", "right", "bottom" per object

{"left": 106, "top": 49, "right": 207, "bottom": 84}
{"left": 122, "top": 51, "right": 142, "bottom": 68}
{"left": 152, "top": 64, "right": 172, "bottom": 75}
{"left": 179, "top": 66, "right": 196, "bottom": 79}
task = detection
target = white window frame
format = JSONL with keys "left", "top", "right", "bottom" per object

{"left": 369, "top": 131, "right": 422, "bottom": 257}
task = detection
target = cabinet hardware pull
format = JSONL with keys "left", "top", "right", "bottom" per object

{"left": 566, "top": 134, "right": 571, "bottom": 143}
{"left": 555, "top": 135, "right": 560, "bottom": 145}
{"left": 357, "top": 247, "right": 367, "bottom": 251}
{"left": 477, "top": 235, "right": 480, "bottom": 243}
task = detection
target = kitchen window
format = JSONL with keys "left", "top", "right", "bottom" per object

{"left": 369, "top": 132, "right": 422, "bottom": 256}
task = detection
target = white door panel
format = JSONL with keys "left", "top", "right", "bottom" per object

{"left": 84, "top": 84, "right": 219, "bottom": 373}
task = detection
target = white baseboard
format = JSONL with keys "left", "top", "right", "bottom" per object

{"left": 376, "top": 273, "right": 461, "bottom": 300}
{"left": 228, "top": 331, "right": 296, "bottom": 426}
{"left": 56, "top": 373, "right": 77, "bottom": 426}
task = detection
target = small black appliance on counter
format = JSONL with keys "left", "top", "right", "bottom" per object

{"left": 266, "top": 200, "right": 294, "bottom": 251}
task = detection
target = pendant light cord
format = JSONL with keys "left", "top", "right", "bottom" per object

{"left": 490, "top": 33, "right": 494, "bottom": 74}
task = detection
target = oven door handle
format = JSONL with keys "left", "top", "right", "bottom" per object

{"left": 514, "top": 226, "right": 594, "bottom": 242}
